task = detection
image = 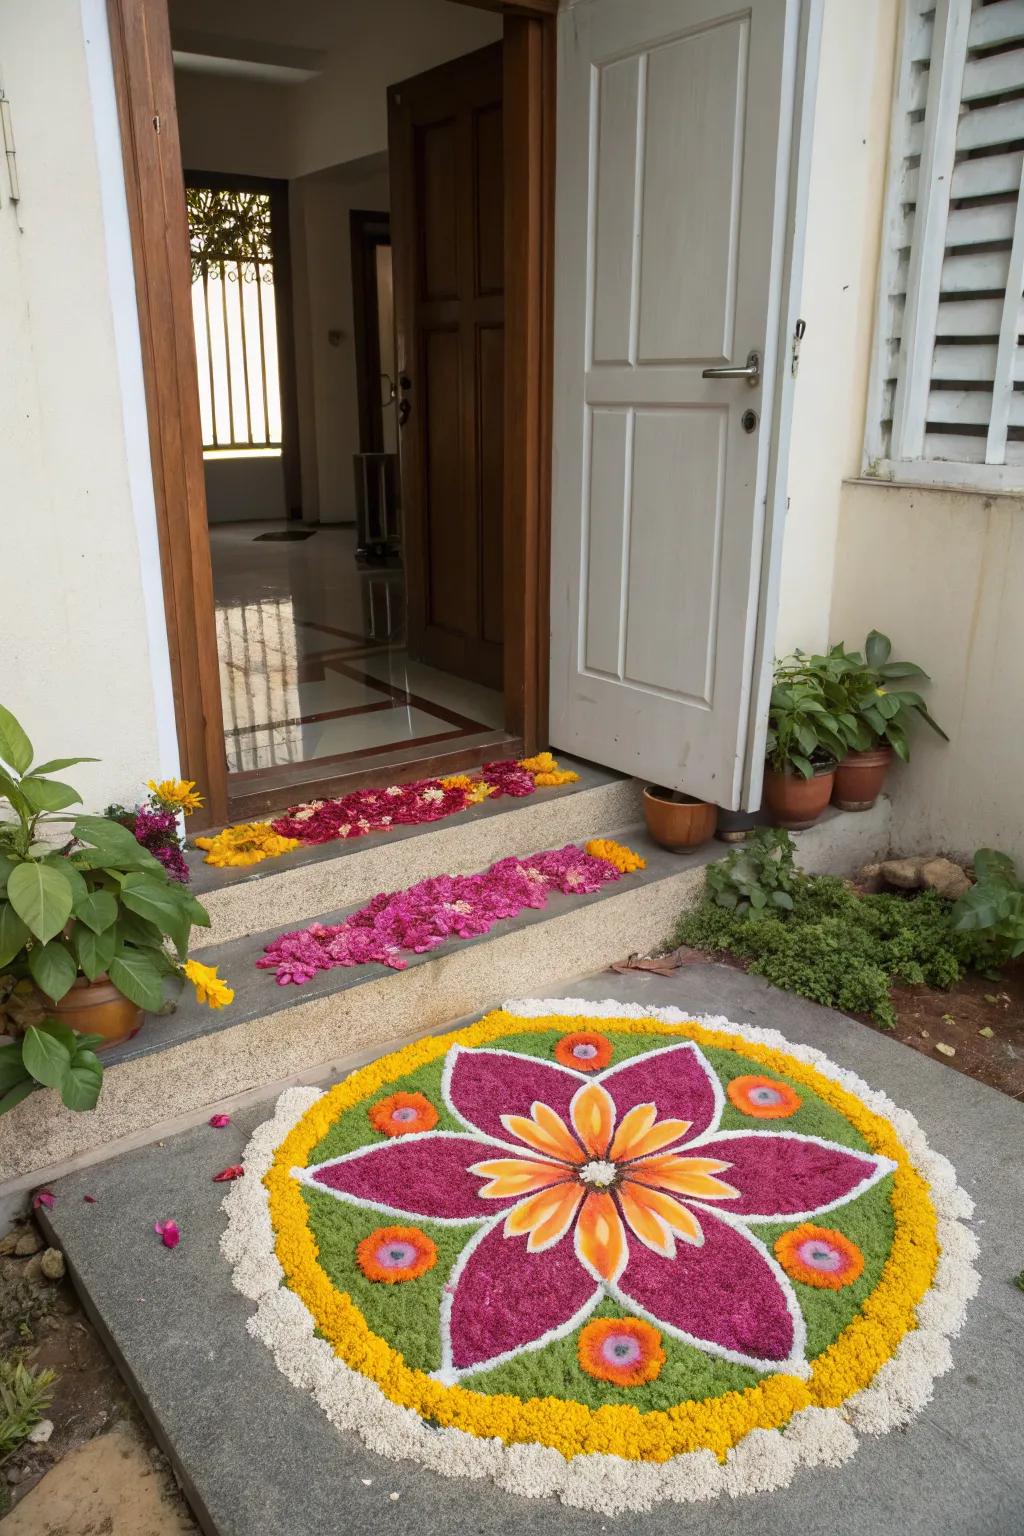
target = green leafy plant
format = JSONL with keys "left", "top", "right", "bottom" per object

{"left": 0, "top": 1355, "right": 56, "bottom": 1460}
{"left": 0, "top": 703, "right": 221, "bottom": 1117}
{"left": 950, "top": 848, "right": 1024, "bottom": 969}
{"left": 764, "top": 664, "right": 856, "bottom": 779}
{"left": 676, "top": 861, "right": 982, "bottom": 1028}
{"left": 814, "top": 631, "right": 947, "bottom": 762}
{"left": 705, "top": 828, "right": 799, "bottom": 916}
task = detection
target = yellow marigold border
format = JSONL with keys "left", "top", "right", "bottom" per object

{"left": 265, "top": 1011, "right": 939, "bottom": 1463}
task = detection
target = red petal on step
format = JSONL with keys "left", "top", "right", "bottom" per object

{"left": 212, "top": 1165, "right": 244, "bottom": 1183}
{"left": 32, "top": 1191, "right": 55, "bottom": 1210}
{"left": 154, "top": 1220, "right": 181, "bottom": 1248}
{"left": 208, "top": 1114, "right": 231, "bottom": 1128}
{"left": 83, "top": 1195, "right": 97, "bottom": 1204}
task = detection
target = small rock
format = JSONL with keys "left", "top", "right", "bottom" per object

{"left": 0, "top": 1230, "right": 23, "bottom": 1256}
{"left": 979, "top": 1026, "right": 995, "bottom": 1039}
{"left": 920, "top": 857, "right": 971, "bottom": 901}
{"left": 878, "top": 856, "right": 928, "bottom": 890}
{"left": 39, "top": 1247, "right": 65, "bottom": 1281}
{"left": 935, "top": 1042, "right": 956, "bottom": 1058}
{"left": 14, "top": 1229, "right": 43, "bottom": 1257}
{"left": 27, "top": 1418, "right": 53, "bottom": 1444}
{"left": 6, "top": 1465, "right": 24, "bottom": 1485}
{"left": 860, "top": 863, "right": 882, "bottom": 879}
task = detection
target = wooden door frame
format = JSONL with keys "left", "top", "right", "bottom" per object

{"left": 106, "top": 0, "right": 555, "bottom": 828}
{"left": 349, "top": 210, "right": 393, "bottom": 456}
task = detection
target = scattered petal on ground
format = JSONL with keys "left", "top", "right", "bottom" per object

{"left": 213, "top": 1165, "right": 244, "bottom": 1183}
{"left": 209, "top": 1113, "right": 232, "bottom": 1128}
{"left": 32, "top": 1190, "right": 55, "bottom": 1210}
{"left": 154, "top": 1220, "right": 181, "bottom": 1248}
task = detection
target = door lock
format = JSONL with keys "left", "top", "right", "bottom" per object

{"left": 702, "top": 350, "right": 761, "bottom": 388}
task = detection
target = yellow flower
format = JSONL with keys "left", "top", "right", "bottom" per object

{"left": 194, "top": 822, "right": 300, "bottom": 868}
{"left": 148, "top": 778, "right": 205, "bottom": 814}
{"left": 519, "top": 751, "right": 580, "bottom": 788}
{"left": 875, "top": 687, "right": 887, "bottom": 696}
{"left": 585, "top": 838, "right": 647, "bottom": 873}
{"left": 183, "top": 959, "right": 234, "bottom": 1008}
{"left": 440, "top": 775, "right": 495, "bottom": 804}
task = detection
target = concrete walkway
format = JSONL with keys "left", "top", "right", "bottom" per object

{"left": 39, "top": 966, "right": 1024, "bottom": 1536}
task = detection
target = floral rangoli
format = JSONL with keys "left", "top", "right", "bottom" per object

{"left": 222, "top": 999, "right": 978, "bottom": 1512}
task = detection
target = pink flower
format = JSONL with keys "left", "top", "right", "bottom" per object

{"left": 213, "top": 1165, "right": 244, "bottom": 1183}
{"left": 208, "top": 1113, "right": 231, "bottom": 1128}
{"left": 154, "top": 1219, "right": 181, "bottom": 1249}
{"left": 32, "top": 1190, "right": 55, "bottom": 1210}
{"left": 297, "top": 1042, "right": 895, "bottom": 1377}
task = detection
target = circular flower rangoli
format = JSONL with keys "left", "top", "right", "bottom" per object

{"left": 222, "top": 1000, "right": 978, "bottom": 1512}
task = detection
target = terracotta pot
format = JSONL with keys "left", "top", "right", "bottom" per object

{"left": 643, "top": 787, "right": 718, "bottom": 851}
{"left": 46, "top": 976, "right": 143, "bottom": 1050}
{"left": 762, "top": 764, "right": 835, "bottom": 831}
{"left": 832, "top": 745, "right": 893, "bottom": 812}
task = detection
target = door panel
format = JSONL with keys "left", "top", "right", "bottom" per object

{"left": 550, "top": 0, "right": 802, "bottom": 809}
{"left": 390, "top": 44, "right": 505, "bottom": 691}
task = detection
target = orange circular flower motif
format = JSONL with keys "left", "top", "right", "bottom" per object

{"left": 368, "top": 1091, "right": 438, "bottom": 1137}
{"left": 554, "top": 1031, "right": 613, "bottom": 1072}
{"left": 774, "top": 1224, "right": 864, "bottom": 1289}
{"left": 356, "top": 1225, "right": 437, "bottom": 1283}
{"left": 578, "top": 1317, "right": 665, "bottom": 1386}
{"left": 727, "top": 1074, "right": 801, "bottom": 1119}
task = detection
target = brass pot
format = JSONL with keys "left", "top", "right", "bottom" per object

{"left": 832, "top": 746, "right": 894, "bottom": 812}
{"left": 762, "top": 765, "right": 835, "bottom": 831}
{"left": 46, "top": 976, "right": 143, "bottom": 1050}
{"left": 642, "top": 787, "right": 718, "bottom": 851}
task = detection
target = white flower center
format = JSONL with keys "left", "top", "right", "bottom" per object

{"left": 580, "top": 1159, "right": 617, "bottom": 1188}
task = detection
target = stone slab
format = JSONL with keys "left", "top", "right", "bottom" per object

{"left": 39, "top": 966, "right": 1024, "bottom": 1536}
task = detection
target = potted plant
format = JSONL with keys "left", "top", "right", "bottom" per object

{"left": 0, "top": 704, "right": 233, "bottom": 1116}
{"left": 823, "top": 631, "right": 947, "bottom": 811}
{"left": 762, "top": 663, "right": 851, "bottom": 830}
{"left": 642, "top": 787, "right": 718, "bottom": 851}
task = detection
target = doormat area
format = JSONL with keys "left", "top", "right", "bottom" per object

{"left": 253, "top": 530, "right": 317, "bottom": 542}
{"left": 222, "top": 998, "right": 978, "bottom": 1514}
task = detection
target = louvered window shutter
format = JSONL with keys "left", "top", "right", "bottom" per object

{"left": 867, "top": 0, "right": 1024, "bottom": 489}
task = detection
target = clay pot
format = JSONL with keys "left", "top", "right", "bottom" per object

{"left": 47, "top": 976, "right": 143, "bottom": 1050}
{"left": 762, "top": 765, "right": 835, "bottom": 831}
{"left": 643, "top": 787, "right": 718, "bottom": 851}
{"left": 832, "top": 745, "right": 893, "bottom": 812}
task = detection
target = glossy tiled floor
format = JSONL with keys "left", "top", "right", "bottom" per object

{"left": 209, "top": 522, "right": 504, "bottom": 774}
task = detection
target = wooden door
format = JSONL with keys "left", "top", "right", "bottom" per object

{"left": 389, "top": 43, "right": 505, "bottom": 691}
{"left": 549, "top": 0, "right": 809, "bottom": 810}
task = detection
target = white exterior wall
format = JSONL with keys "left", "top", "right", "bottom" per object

{"left": 0, "top": 0, "right": 177, "bottom": 810}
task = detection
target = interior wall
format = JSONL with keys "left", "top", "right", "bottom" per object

{"left": 774, "top": 0, "right": 899, "bottom": 657}
{"left": 0, "top": 0, "right": 178, "bottom": 810}
{"left": 204, "top": 455, "right": 287, "bottom": 523}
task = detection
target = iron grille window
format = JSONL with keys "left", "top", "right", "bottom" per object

{"left": 866, "top": 0, "right": 1024, "bottom": 490}
{"left": 187, "top": 183, "right": 283, "bottom": 451}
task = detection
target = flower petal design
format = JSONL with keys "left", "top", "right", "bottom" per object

{"left": 300, "top": 1133, "right": 510, "bottom": 1223}
{"left": 626, "top": 1154, "right": 738, "bottom": 1202}
{"left": 500, "top": 1102, "right": 584, "bottom": 1164}
{"left": 598, "top": 1042, "right": 723, "bottom": 1145}
{"left": 613, "top": 1214, "right": 806, "bottom": 1372}
{"left": 608, "top": 1103, "right": 692, "bottom": 1162}
{"left": 575, "top": 1191, "right": 628, "bottom": 1283}
{"left": 618, "top": 1183, "right": 703, "bottom": 1254}
{"left": 469, "top": 1157, "right": 572, "bottom": 1200}
{"left": 444, "top": 1045, "right": 581, "bottom": 1143}
{"left": 570, "top": 1081, "right": 615, "bottom": 1157}
{"left": 503, "top": 1183, "right": 584, "bottom": 1251}
{"left": 690, "top": 1131, "right": 896, "bottom": 1221}
{"left": 442, "top": 1217, "right": 600, "bottom": 1375}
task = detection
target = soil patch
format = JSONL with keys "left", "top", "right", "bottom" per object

{"left": 878, "top": 962, "right": 1024, "bottom": 1099}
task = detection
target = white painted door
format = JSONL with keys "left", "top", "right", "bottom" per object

{"left": 549, "top": 0, "right": 812, "bottom": 810}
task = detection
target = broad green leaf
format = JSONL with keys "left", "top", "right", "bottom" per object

{"left": 116, "top": 911, "right": 165, "bottom": 951}
{"left": 72, "top": 889, "right": 118, "bottom": 935}
{"left": 0, "top": 1079, "right": 36, "bottom": 1116}
{"left": 19, "top": 777, "right": 82, "bottom": 813}
{"left": 0, "top": 901, "right": 30, "bottom": 967}
{"left": 21, "top": 1024, "right": 72, "bottom": 1089}
{"left": 60, "top": 1049, "right": 103, "bottom": 1112}
{"left": 43, "top": 855, "right": 88, "bottom": 906}
{"left": 791, "top": 753, "right": 814, "bottom": 780}
{"left": 749, "top": 888, "right": 767, "bottom": 909}
{"left": 119, "top": 875, "right": 191, "bottom": 956}
{"left": 864, "top": 630, "right": 892, "bottom": 669}
{"left": 878, "top": 662, "right": 928, "bottom": 681}
{"left": 0, "top": 853, "right": 14, "bottom": 893}
{"left": 71, "top": 816, "right": 161, "bottom": 874}
{"left": 0, "top": 704, "right": 33, "bottom": 776}
{"left": 7, "top": 861, "right": 74, "bottom": 943}
{"left": 73, "top": 922, "right": 117, "bottom": 981}
{"left": 771, "top": 890, "right": 795, "bottom": 910}
{"left": 0, "top": 1041, "right": 31, "bottom": 1096}
{"left": 109, "top": 951, "right": 165, "bottom": 1012}
{"left": 973, "top": 849, "right": 1016, "bottom": 883}
{"left": 913, "top": 703, "right": 949, "bottom": 741}
{"left": 0, "top": 771, "right": 30, "bottom": 819}
{"left": 28, "top": 940, "right": 78, "bottom": 1002}
{"left": 31, "top": 757, "right": 97, "bottom": 777}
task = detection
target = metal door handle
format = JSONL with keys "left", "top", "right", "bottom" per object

{"left": 702, "top": 350, "right": 760, "bottom": 387}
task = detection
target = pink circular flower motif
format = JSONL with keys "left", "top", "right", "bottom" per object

{"left": 296, "top": 1040, "right": 895, "bottom": 1379}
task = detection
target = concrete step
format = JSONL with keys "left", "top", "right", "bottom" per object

{"left": 0, "top": 797, "right": 891, "bottom": 1198}
{"left": 188, "top": 758, "right": 643, "bottom": 948}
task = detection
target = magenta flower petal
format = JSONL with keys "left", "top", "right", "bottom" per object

{"left": 443, "top": 1217, "right": 600, "bottom": 1375}
{"left": 302, "top": 1133, "right": 518, "bottom": 1222}
{"left": 208, "top": 1113, "right": 231, "bottom": 1128}
{"left": 32, "top": 1190, "right": 55, "bottom": 1210}
{"left": 614, "top": 1215, "right": 804, "bottom": 1370}
{"left": 599, "top": 1042, "right": 724, "bottom": 1146}
{"left": 154, "top": 1219, "right": 181, "bottom": 1249}
{"left": 444, "top": 1045, "right": 582, "bottom": 1143}
{"left": 692, "top": 1131, "right": 894, "bottom": 1220}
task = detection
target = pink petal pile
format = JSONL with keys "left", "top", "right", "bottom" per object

{"left": 257, "top": 844, "right": 626, "bottom": 984}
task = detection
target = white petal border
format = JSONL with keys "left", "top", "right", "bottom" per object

{"left": 220, "top": 1000, "right": 980, "bottom": 1515}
